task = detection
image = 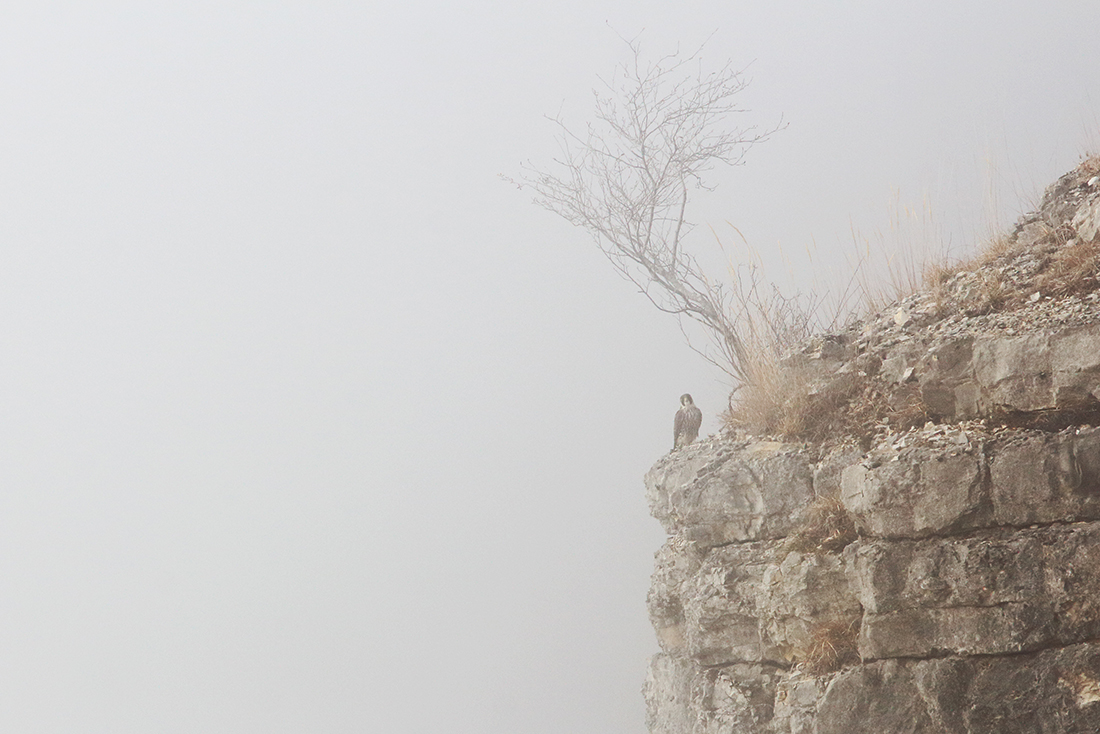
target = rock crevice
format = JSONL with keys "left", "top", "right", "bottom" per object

{"left": 644, "top": 158, "right": 1100, "bottom": 733}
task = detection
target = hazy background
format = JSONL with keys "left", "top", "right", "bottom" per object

{"left": 1, "top": 2, "right": 1098, "bottom": 732}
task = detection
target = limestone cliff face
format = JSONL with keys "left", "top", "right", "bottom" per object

{"left": 643, "top": 158, "right": 1100, "bottom": 733}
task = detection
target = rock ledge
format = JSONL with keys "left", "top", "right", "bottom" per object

{"left": 644, "top": 158, "right": 1100, "bottom": 733}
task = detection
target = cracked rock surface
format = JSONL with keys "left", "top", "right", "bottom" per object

{"left": 644, "top": 158, "right": 1100, "bottom": 733}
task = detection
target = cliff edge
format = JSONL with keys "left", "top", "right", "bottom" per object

{"left": 643, "top": 157, "right": 1100, "bottom": 733}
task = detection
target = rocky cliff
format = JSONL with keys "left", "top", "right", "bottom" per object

{"left": 643, "top": 158, "right": 1100, "bottom": 733}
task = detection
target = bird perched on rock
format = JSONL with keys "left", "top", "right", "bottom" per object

{"left": 673, "top": 394, "right": 702, "bottom": 450}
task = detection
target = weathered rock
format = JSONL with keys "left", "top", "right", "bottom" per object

{"left": 645, "top": 438, "right": 814, "bottom": 550}
{"left": 692, "top": 664, "right": 784, "bottom": 734}
{"left": 650, "top": 538, "right": 860, "bottom": 668}
{"left": 911, "top": 643, "right": 1100, "bottom": 734}
{"left": 644, "top": 655, "right": 784, "bottom": 734}
{"left": 1038, "top": 164, "right": 1096, "bottom": 230}
{"left": 973, "top": 331, "right": 1055, "bottom": 412}
{"left": 918, "top": 336, "right": 977, "bottom": 418}
{"left": 656, "top": 642, "right": 1100, "bottom": 733}
{"left": 680, "top": 541, "right": 779, "bottom": 666}
{"left": 644, "top": 158, "right": 1100, "bottom": 734}
{"left": 812, "top": 443, "right": 863, "bottom": 499}
{"left": 643, "top": 654, "right": 695, "bottom": 734}
{"left": 850, "top": 523, "right": 1100, "bottom": 659}
{"left": 990, "top": 426, "right": 1100, "bottom": 525}
{"left": 838, "top": 426, "right": 1100, "bottom": 539}
{"left": 769, "top": 642, "right": 1100, "bottom": 734}
{"left": 759, "top": 550, "right": 861, "bottom": 665}
{"left": 814, "top": 659, "right": 935, "bottom": 733}
{"left": 917, "top": 324, "right": 1100, "bottom": 421}
{"left": 647, "top": 537, "right": 703, "bottom": 654}
{"left": 1051, "top": 326, "right": 1100, "bottom": 409}
{"left": 647, "top": 423, "right": 1100, "bottom": 730}
{"left": 667, "top": 517, "right": 1100, "bottom": 668}
{"left": 770, "top": 673, "right": 828, "bottom": 734}
{"left": 841, "top": 444, "right": 988, "bottom": 538}
{"left": 1071, "top": 192, "right": 1100, "bottom": 242}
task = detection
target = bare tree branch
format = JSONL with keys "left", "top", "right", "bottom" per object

{"left": 522, "top": 36, "right": 784, "bottom": 383}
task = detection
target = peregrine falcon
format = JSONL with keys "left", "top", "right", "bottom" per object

{"left": 674, "top": 394, "right": 702, "bottom": 449}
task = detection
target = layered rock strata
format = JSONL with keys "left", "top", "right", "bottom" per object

{"left": 644, "top": 159, "right": 1100, "bottom": 733}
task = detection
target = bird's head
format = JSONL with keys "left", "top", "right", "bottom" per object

{"left": 680, "top": 394, "right": 694, "bottom": 406}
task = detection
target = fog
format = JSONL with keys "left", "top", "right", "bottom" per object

{"left": 1, "top": 2, "right": 1098, "bottom": 732}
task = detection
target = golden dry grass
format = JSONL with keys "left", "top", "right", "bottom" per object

{"left": 907, "top": 154, "right": 1100, "bottom": 313}
{"left": 725, "top": 362, "right": 928, "bottom": 447}
{"left": 783, "top": 495, "right": 858, "bottom": 554}
{"left": 1080, "top": 153, "right": 1100, "bottom": 179}
{"left": 726, "top": 154, "right": 1100, "bottom": 444}
{"left": 799, "top": 618, "right": 861, "bottom": 675}
{"left": 1033, "top": 235, "right": 1100, "bottom": 298}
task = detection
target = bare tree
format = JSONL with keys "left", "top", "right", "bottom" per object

{"left": 522, "top": 37, "right": 783, "bottom": 383}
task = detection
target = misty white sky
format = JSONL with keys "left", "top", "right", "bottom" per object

{"left": 1, "top": 2, "right": 1098, "bottom": 732}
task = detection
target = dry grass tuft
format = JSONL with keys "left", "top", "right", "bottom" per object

{"left": 724, "top": 360, "right": 818, "bottom": 439}
{"left": 969, "top": 270, "right": 1011, "bottom": 315}
{"left": 799, "top": 618, "right": 861, "bottom": 675}
{"left": 1080, "top": 153, "right": 1100, "bottom": 179}
{"left": 979, "top": 232, "right": 1026, "bottom": 262}
{"left": 727, "top": 154, "right": 1100, "bottom": 446}
{"left": 726, "top": 363, "right": 929, "bottom": 447}
{"left": 909, "top": 155, "right": 1100, "bottom": 316}
{"left": 922, "top": 259, "right": 957, "bottom": 288}
{"left": 1033, "top": 235, "right": 1100, "bottom": 299}
{"left": 784, "top": 495, "right": 858, "bottom": 554}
